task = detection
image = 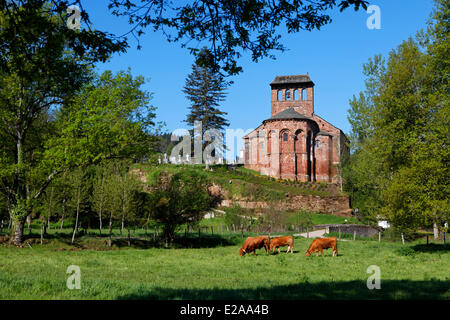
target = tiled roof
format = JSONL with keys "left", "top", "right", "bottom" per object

{"left": 270, "top": 74, "right": 313, "bottom": 86}
{"left": 266, "top": 108, "right": 312, "bottom": 121}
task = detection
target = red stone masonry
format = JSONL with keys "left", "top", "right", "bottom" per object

{"left": 244, "top": 75, "right": 349, "bottom": 183}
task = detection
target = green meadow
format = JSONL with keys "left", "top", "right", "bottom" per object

{"left": 0, "top": 230, "right": 449, "bottom": 300}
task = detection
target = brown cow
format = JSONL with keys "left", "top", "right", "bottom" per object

{"left": 269, "top": 236, "right": 294, "bottom": 253}
{"left": 239, "top": 236, "right": 270, "bottom": 256}
{"left": 305, "top": 237, "right": 338, "bottom": 257}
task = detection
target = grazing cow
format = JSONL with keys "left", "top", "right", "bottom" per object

{"left": 305, "top": 237, "right": 338, "bottom": 257}
{"left": 269, "top": 236, "right": 294, "bottom": 253}
{"left": 239, "top": 236, "right": 270, "bottom": 256}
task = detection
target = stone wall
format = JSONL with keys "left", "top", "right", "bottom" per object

{"left": 220, "top": 194, "right": 352, "bottom": 216}
{"left": 313, "top": 224, "right": 381, "bottom": 237}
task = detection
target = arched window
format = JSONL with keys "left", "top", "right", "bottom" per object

{"left": 302, "top": 89, "right": 307, "bottom": 100}
{"left": 283, "top": 132, "right": 288, "bottom": 142}
{"left": 286, "top": 89, "right": 291, "bottom": 101}
{"left": 294, "top": 89, "right": 299, "bottom": 100}
{"left": 277, "top": 90, "right": 282, "bottom": 101}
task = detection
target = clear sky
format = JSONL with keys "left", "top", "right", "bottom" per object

{"left": 82, "top": 0, "right": 435, "bottom": 159}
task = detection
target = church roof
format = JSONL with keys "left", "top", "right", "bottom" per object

{"left": 265, "top": 108, "right": 312, "bottom": 121}
{"left": 270, "top": 74, "right": 314, "bottom": 86}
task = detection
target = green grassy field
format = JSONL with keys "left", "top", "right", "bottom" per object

{"left": 0, "top": 230, "right": 449, "bottom": 300}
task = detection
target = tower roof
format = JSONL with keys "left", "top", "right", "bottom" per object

{"left": 264, "top": 107, "right": 313, "bottom": 122}
{"left": 270, "top": 74, "right": 314, "bottom": 86}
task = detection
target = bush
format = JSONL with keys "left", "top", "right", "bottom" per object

{"left": 149, "top": 169, "right": 214, "bottom": 246}
{"left": 223, "top": 205, "right": 244, "bottom": 226}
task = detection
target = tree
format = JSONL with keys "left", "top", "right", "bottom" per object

{"left": 183, "top": 48, "right": 230, "bottom": 167}
{"left": 343, "top": 55, "right": 387, "bottom": 224}
{"left": 148, "top": 170, "right": 214, "bottom": 247}
{"left": 92, "top": 165, "right": 108, "bottom": 235}
{"left": 103, "top": 169, "right": 122, "bottom": 247}
{"left": 39, "top": 184, "right": 59, "bottom": 243}
{"left": 343, "top": 0, "right": 449, "bottom": 236}
{"left": 0, "top": 1, "right": 126, "bottom": 245}
{"left": 118, "top": 170, "right": 148, "bottom": 246}
{"left": 68, "top": 167, "right": 90, "bottom": 244}
{"left": 0, "top": 66, "right": 158, "bottom": 245}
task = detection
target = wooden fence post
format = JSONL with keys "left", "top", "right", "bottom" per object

{"left": 306, "top": 227, "right": 309, "bottom": 239}
{"left": 353, "top": 230, "right": 356, "bottom": 241}
{"left": 338, "top": 228, "right": 341, "bottom": 240}
{"left": 401, "top": 233, "right": 405, "bottom": 245}
{"left": 378, "top": 231, "right": 381, "bottom": 243}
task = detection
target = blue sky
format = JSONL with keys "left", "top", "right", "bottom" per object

{"left": 82, "top": 0, "right": 435, "bottom": 158}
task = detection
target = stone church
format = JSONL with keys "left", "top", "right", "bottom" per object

{"left": 244, "top": 75, "right": 348, "bottom": 183}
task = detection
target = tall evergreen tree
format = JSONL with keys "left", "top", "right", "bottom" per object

{"left": 183, "top": 48, "right": 230, "bottom": 166}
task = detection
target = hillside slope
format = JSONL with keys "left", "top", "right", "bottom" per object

{"left": 132, "top": 164, "right": 352, "bottom": 216}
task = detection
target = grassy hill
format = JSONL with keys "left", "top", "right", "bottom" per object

{"left": 133, "top": 163, "right": 343, "bottom": 201}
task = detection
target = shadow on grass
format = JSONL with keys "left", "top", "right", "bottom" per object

{"left": 117, "top": 280, "right": 450, "bottom": 300}
{"left": 269, "top": 250, "right": 301, "bottom": 255}
{"left": 411, "top": 243, "right": 449, "bottom": 253}
{"left": 16, "top": 231, "right": 241, "bottom": 250}
{"left": 68, "top": 234, "right": 240, "bottom": 250}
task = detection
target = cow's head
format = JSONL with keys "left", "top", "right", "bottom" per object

{"left": 305, "top": 250, "right": 311, "bottom": 257}
{"left": 239, "top": 248, "right": 246, "bottom": 256}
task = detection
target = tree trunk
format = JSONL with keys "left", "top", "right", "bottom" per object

{"left": 61, "top": 172, "right": 67, "bottom": 229}
{"left": 127, "top": 228, "right": 131, "bottom": 246}
{"left": 8, "top": 211, "right": 12, "bottom": 229}
{"left": 40, "top": 219, "right": 47, "bottom": 245}
{"left": 99, "top": 175, "right": 104, "bottom": 235}
{"left": 99, "top": 207, "right": 103, "bottom": 236}
{"left": 121, "top": 215, "right": 124, "bottom": 235}
{"left": 71, "top": 189, "right": 81, "bottom": 244}
{"left": 60, "top": 195, "right": 66, "bottom": 229}
{"left": 60, "top": 211, "right": 65, "bottom": 229}
{"left": 433, "top": 222, "right": 439, "bottom": 239}
{"left": 10, "top": 197, "right": 28, "bottom": 246}
{"left": 26, "top": 215, "right": 31, "bottom": 235}
{"left": 108, "top": 213, "right": 113, "bottom": 247}
{"left": 11, "top": 219, "right": 25, "bottom": 246}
